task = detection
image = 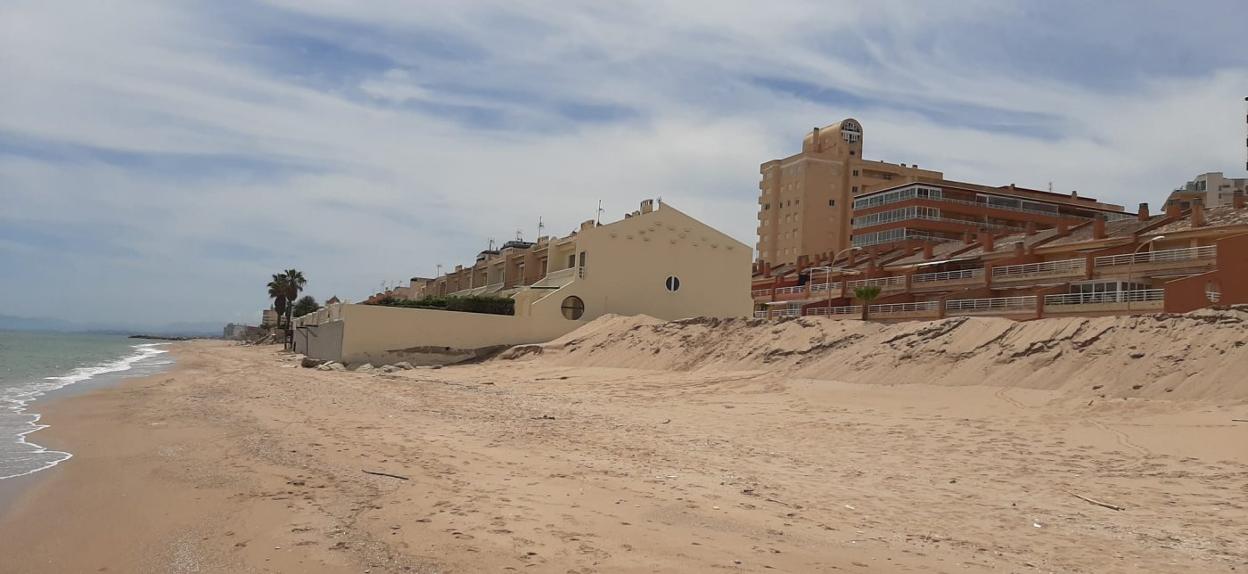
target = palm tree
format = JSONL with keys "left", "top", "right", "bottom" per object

{"left": 854, "top": 285, "right": 882, "bottom": 321}
{"left": 280, "top": 269, "right": 307, "bottom": 327}
{"left": 267, "top": 273, "right": 290, "bottom": 317}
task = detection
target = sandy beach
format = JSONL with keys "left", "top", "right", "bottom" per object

{"left": 1, "top": 312, "right": 1246, "bottom": 573}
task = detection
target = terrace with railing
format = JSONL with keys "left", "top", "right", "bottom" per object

{"left": 868, "top": 300, "right": 941, "bottom": 317}
{"left": 1093, "top": 245, "right": 1217, "bottom": 269}
{"left": 945, "top": 295, "right": 1038, "bottom": 316}
{"left": 911, "top": 268, "right": 985, "bottom": 290}
{"left": 991, "top": 258, "right": 1085, "bottom": 282}
{"left": 530, "top": 267, "right": 578, "bottom": 289}
{"left": 804, "top": 305, "right": 861, "bottom": 317}
{"left": 846, "top": 275, "right": 907, "bottom": 291}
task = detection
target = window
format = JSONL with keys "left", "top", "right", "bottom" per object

{"left": 828, "top": 199, "right": 835, "bottom": 207}
{"left": 665, "top": 276, "right": 681, "bottom": 292}
{"left": 560, "top": 296, "right": 585, "bottom": 320}
{"left": 567, "top": 254, "right": 576, "bottom": 268}
{"left": 851, "top": 186, "right": 858, "bottom": 193}
{"left": 852, "top": 169, "right": 859, "bottom": 176}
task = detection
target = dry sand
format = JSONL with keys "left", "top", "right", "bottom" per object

{"left": 1, "top": 310, "right": 1246, "bottom": 573}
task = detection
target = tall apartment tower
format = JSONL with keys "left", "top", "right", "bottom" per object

{"left": 756, "top": 119, "right": 943, "bottom": 267}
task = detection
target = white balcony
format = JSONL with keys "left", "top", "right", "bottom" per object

{"left": 1044, "top": 289, "right": 1164, "bottom": 306}
{"left": 912, "top": 268, "right": 984, "bottom": 285}
{"left": 1093, "top": 245, "right": 1216, "bottom": 268}
{"left": 751, "top": 289, "right": 772, "bottom": 298}
{"left": 991, "top": 258, "right": 1085, "bottom": 281}
{"left": 804, "top": 305, "right": 861, "bottom": 317}
{"left": 846, "top": 276, "right": 907, "bottom": 290}
{"left": 869, "top": 301, "right": 941, "bottom": 315}
{"left": 945, "top": 295, "right": 1038, "bottom": 315}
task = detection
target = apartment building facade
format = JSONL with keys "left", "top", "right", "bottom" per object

{"left": 850, "top": 180, "right": 1130, "bottom": 249}
{"left": 756, "top": 119, "right": 942, "bottom": 268}
{"left": 1164, "top": 172, "right": 1247, "bottom": 211}
{"left": 751, "top": 196, "right": 1248, "bottom": 321}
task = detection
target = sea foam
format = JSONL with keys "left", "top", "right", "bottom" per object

{"left": 0, "top": 343, "right": 170, "bottom": 480}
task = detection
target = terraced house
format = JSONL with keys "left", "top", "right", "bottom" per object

{"left": 752, "top": 193, "right": 1248, "bottom": 321}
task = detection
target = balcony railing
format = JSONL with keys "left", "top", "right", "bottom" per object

{"left": 775, "top": 285, "right": 807, "bottom": 295}
{"left": 769, "top": 308, "right": 801, "bottom": 318}
{"left": 810, "top": 281, "right": 842, "bottom": 293}
{"left": 753, "top": 310, "right": 768, "bottom": 318}
{"left": 1044, "top": 289, "right": 1164, "bottom": 306}
{"left": 846, "top": 276, "right": 907, "bottom": 290}
{"left": 1208, "top": 291, "right": 1221, "bottom": 303}
{"left": 805, "top": 305, "right": 861, "bottom": 316}
{"left": 945, "top": 296, "right": 1038, "bottom": 314}
{"left": 751, "top": 289, "right": 772, "bottom": 298}
{"left": 1093, "top": 245, "right": 1217, "bottom": 268}
{"left": 991, "top": 258, "right": 1084, "bottom": 280}
{"left": 869, "top": 301, "right": 941, "bottom": 314}
{"left": 912, "top": 268, "right": 984, "bottom": 284}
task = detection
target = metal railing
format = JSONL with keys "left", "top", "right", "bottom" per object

{"left": 863, "top": 300, "right": 938, "bottom": 314}
{"left": 753, "top": 310, "right": 768, "bottom": 318}
{"left": 775, "top": 285, "right": 807, "bottom": 295}
{"left": 1208, "top": 291, "right": 1221, "bottom": 303}
{"left": 810, "top": 281, "right": 842, "bottom": 293}
{"left": 751, "top": 289, "right": 772, "bottom": 298}
{"left": 1093, "top": 245, "right": 1217, "bottom": 268}
{"left": 769, "top": 308, "right": 802, "bottom": 318}
{"left": 912, "top": 268, "right": 984, "bottom": 283}
{"left": 869, "top": 301, "right": 941, "bottom": 314}
{"left": 1044, "top": 289, "right": 1164, "bottom": 306}
{"left": 991, "top": 258, "right": 1084, "bottom": 279}
{"left": 805, "top": 305, "right": 861, "bottom": 316}
{"left": 945, "top": 296, "right": 1037, "bottom": 313}
{"left": 846, "top": 276, "right": 907, "bottom": 289}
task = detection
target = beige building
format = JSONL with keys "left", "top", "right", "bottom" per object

{"left": 1164, "top": 172, "right": 1247, "bottom": 211}
{"left": 757, "top": 119, "right": 943, "bottom": 268}
{"left": 296, "top": 200, "right": 753, "bottom": 365}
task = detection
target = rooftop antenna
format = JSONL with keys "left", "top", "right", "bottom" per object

{"left": 488, "top": 237, "right": 495, "bottom": 251}
{"left": 1048, "top": 181, "right": 1053, "bottom": 193}
{"left": 596, "top": 200, "right": 603, "bottom": 225}
{"left": 537, "top": 216, "right": 545, "bottom": 239}
{"left": 436, "top": 263, "right": 443, "bottom": 277}
{"left": 515, "top": 228, "right": 523, "bottom": 242}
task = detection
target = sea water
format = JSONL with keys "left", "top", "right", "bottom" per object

{"left": 0, "top": 331, "right": 174, "bottom": 480}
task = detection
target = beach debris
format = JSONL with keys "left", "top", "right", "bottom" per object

{"left": 661, "top": 418, "right": 672, "bottom": 424}
{"left": 1064, "top": 490, "right": 1125, "bottom": 511}
{"left": 531, "top": 414, "right": 557, "bottom": 420}
{"left": 300, "top": 357, "right": 325, "bottom": 368}
{"left": 354, "top": 363, "right": 376, "bottom": 373}
{"left": 393, "top": 361, "right": 415, "bottom": 370}
{"left": 316, "top": 361, "right": 346, "bottom": 371}
{"left": 1232, "top": 419, "right": 1248, "bottom": 423}
{"left": 362, "top": 469, "right": 410, "bottom": 481}
{"left": 1032, "top": 522, "right": 1043, "bottom": 528}
{"left": 380, "top": 365, "right": 401, "bottom": 373}
{"left": 1128, "top": 352, "right": 1146, "bottom": 359}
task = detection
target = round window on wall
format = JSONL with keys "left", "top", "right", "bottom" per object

{"left": 560, "top": 296, "right": 585, "bottom": 320}
{"left": 665, "top": 276, "right": 681, "bottom": 292}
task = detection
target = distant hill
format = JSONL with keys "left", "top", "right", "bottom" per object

{"left": 0, "top": 314, "right": 222, "bottom": 337}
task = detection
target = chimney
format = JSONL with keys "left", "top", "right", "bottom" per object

{"left": 1013, "top": 241, "right": 1025, "bottom": 257}
{"left": 962, "top": 231, "right": 974, "bottom": 245}
{"left": 922, "top": 242, "right": 934, "bottom": 259}
{"left": 762, "top": 261, "right": 772, "bottom": 277}
{"left": 980, "top": 232, "right": 995, "bottom": 252}
{"left": 1234, "top": 191, "right": 1245, "bottom": 209}
{"left": 1056, "top": 219, "right": 1069, "bottom": 235}
{"left": 1092, "top": 215, "right": 1106, "bottom": 239}
{"left": 1137, "top": 202, "right": 1150, "bottom": 221}
{"left": 1165, "top": 201, "right": 1182, "bottom": 219}
{"left": 1191, "top": 203, "right": 1206, "bottom": 227}
{"left": 640, "top": 199, "right": 654, "bottom": 214}
{"left": 1071, "top": 190, "right": 1079, "bottom": 199}
{"left": 1025, "top": 221, "right": 1037, "bottom": 236}
{"left": 847, "top": 251, "right": 858, "bottom": 266}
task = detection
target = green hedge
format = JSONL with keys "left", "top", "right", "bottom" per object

{"left": 369, "top": 295, "right": 515, "bottom": 316}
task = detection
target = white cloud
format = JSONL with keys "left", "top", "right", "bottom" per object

{"left": 2, "top": 0, "right": 1246, "bottom": 324}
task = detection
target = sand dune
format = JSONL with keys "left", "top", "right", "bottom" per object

{"left": 506, "top": 307, "right": 1248, "bottom": 403}
{"left": 1, "top": 310, "right": 1245, "bottom": 572}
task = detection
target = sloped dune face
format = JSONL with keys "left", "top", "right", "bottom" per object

{"left": 503, "top": 308, "right": 1248, "bottom": 402}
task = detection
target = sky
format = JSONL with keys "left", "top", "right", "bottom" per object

{"left": 3, "top": 0, "right": 1247, "bottom": 327}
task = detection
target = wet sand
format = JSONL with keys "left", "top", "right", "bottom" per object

{"left": 0, "top": 339, "right": 1244, "bottom": 573}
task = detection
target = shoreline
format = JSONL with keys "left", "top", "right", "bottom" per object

{"left": 0, "top": 339, "right": 1243, "bottom": 573}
